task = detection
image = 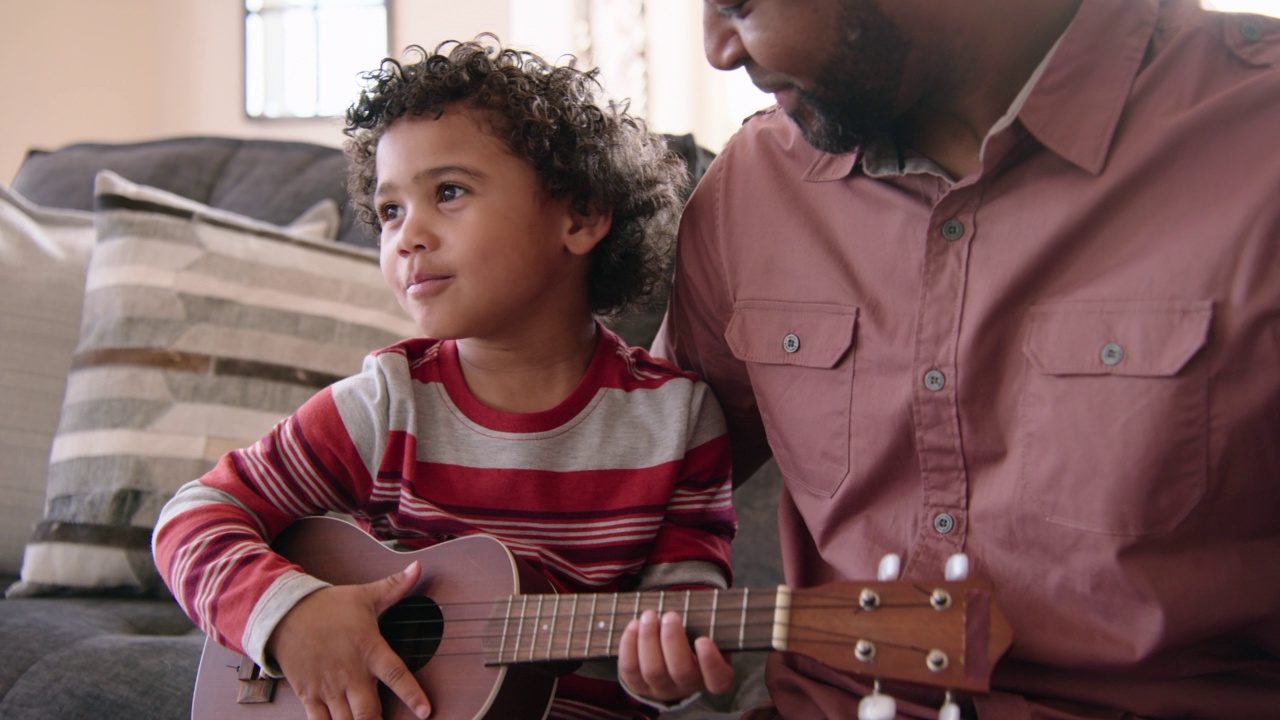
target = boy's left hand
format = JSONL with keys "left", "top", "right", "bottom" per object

{"left": 618, "top": 610, "right": 736, "bottom": 703}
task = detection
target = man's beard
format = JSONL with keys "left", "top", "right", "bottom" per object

{"left": 787, "top": 1, "right": 910, "bottom": 154}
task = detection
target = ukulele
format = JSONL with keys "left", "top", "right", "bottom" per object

{"left": 192, "top": 516, "right": 1012, "bottom": 719}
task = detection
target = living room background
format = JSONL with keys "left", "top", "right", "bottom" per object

{"left": 7, "top": 0, "right": 1274, "bottom": 185}
{"left": 0, "top": 0, "right": 769, "bottom": 184}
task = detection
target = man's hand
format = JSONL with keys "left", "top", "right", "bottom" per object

{"left": 266, "top": 562, "right": 432, "bottom": 720}
{"left": 618, "top": 610, "right": 736, "bottom": 704}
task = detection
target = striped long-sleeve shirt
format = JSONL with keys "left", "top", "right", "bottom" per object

{"left": 153, "top": 325, "right": 736, "bottom": 719}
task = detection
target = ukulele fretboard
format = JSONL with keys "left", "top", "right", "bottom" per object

{"left": 483, "top": 586, "right": 790, "bottom": 665}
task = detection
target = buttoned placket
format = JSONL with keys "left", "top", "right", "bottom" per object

{"left": 908, "top": 180, "right": 982, "bottom": 571}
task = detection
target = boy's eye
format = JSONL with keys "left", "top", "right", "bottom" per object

{"left": 438, "top": 183, "right": 466, "bottom": 203}
{"left": 377, "top": 203, "right": 400, "bottom": 222}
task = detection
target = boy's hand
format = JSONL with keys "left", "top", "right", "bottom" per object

{"left": 266, "top": 562, "right": 432, "bottom": 720}
{"left": 618, "top": 610, "right": 736, "bottom": 704}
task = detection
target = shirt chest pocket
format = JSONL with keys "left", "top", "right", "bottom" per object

{"left": 725, "top": 301, "right": 858, "bottom": 497}
{"left": 1017, "top": 301, "right": 1212, "bottom": 536}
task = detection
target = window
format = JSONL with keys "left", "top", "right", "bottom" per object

{"left": 244, "top": 0, "right": 389, "bottom": 119}
{"left": 510, "top": 0, "right": 771, "bottom": 152}
{"left": 1201, "top": 0, "right": 1280, "bottom": 15}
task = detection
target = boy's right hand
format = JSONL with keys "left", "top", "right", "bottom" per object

{"left": 266, "top": 562, "right": 432, "bottom": 720}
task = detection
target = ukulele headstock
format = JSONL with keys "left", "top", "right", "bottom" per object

{"left": 778, "top": 554, "right": 1012, "bottom": 697}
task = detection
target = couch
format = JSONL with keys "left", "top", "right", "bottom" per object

{"left": 0, "top": 134, "right": 782, "bottom": 720}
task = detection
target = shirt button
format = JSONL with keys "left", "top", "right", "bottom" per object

{"left": 1241, "top": 20, "right": 1263, "bottom": 42}
{"left": 941, "top": 219, "right": 965, "bottom": 241}
{"left": 923, "top": 369, "right": 946, "bottom": 392}
{"left": 1100, "top": 342, "right": 1124, "bottom": 366}
{"left": 782, "top": 333, "right": 801, "bottom": 353}
{"left": 933, "top": 512, "right": 956, "bottom": 535}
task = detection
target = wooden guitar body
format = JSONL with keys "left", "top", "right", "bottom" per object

{"left": 192, "top": 517, "right": 559, "bottom": 720}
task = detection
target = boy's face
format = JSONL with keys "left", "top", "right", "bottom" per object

{"left": 374, "top": 106, "right": 593, "bottom": 342}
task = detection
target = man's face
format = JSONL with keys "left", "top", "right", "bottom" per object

{"left": 703, "top": 0, "right": 911, "bottom": 153}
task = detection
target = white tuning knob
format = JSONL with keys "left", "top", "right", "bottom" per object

{"left": 945, "top": 553, "right": 969, "bottom": 581}
{"left": 939, "top": 693, "right": 961, "bottom": 720}
{"left": 857, "top": 692, "right": 897, "bottom": 720}
{"left": 877, "top": 553, "right": 901, "bottom": 581}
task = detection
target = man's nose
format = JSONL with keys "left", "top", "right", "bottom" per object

{"left": 703, "top": 7, "right": 748, "bottom": 71}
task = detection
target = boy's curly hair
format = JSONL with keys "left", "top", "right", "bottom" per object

{"left": 344, "top": 36, "right": 688, "bottom": 319}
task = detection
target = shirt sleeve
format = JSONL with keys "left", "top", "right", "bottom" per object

{"left": 152, "top": 360, "right": 388, "bottom": 671}
{"left": 617, "top": 380, "right": 737, "bottom": 712}
{"left": 598, "top": 379, "right": 732, "bottom": 713}
{"left": 651, "top": 153, "right": 774, "bottom": 483}
{"left": 636, "top": 379, "right": 736, "bottom": 592}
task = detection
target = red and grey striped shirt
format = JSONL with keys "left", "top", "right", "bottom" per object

{"left": 154, "top": 325, "right": 735, "bottom": 718}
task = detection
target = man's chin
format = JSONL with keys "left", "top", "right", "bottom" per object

{"left": 789, "top": 110, "right": 864, "bottom": 155}
{"left": 783, "top": 94, "right": 879, "bottom": 154}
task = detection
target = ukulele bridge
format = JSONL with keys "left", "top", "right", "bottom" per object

{"left": 234, "top": 655, "right": 277, "bottom": 705}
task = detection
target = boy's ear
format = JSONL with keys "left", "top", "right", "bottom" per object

{"left": 563, "top": 204, "right": 612, "bottom": 256}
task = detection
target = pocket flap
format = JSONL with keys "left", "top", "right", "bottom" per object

{"left": 1024, "top": 301, "right": 1212, "bottom": 377}
{"left": 725, "top": 301, "right": 857, "bottom": 368}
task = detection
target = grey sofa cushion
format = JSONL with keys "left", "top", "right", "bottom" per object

{"left": 10, "top": 134, "right": 718, "bottom": 257}
{"left": 0, "top": 588, "right": 201, "bottom": 720}
{"left": 11, "top": 137, "right": 375, "bottom": 248}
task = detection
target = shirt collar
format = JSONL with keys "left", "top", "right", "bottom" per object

{"left": 803, "top": 0, "right": 1161, "bottom": 183}
{"left": 1017, "top": 0, "right": 1160, "bottom": 175}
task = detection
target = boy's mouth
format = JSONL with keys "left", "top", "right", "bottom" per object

{"left": 405, "top": 271, "right": 453, "bottom": 296}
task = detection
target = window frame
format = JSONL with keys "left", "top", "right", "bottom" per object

{"left": 243, "top": 0, "right": 392, "bottom": 120}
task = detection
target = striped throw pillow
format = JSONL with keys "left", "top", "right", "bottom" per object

{"left": 0, "top": 186, "right": 95, "bottom": 576}
{"left": 8, "top": 171, "right": 416, "bottom": 597}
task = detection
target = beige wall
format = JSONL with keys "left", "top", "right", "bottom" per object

{"left": 0, "top": 0, "right": 764, "bottom": 185}
{"left": 0, "top": 0, "right": 513, "bottom": 183}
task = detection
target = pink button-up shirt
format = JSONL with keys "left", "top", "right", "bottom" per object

{"left": 655, "top": 0, "right": 1280, "bottom": 716}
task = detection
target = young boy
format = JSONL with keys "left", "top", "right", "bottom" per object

{"left": 153, "top": 38, "right": 737, "bottom": 719}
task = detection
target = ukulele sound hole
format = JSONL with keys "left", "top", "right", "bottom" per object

{"left": 379, "top": 596, "right": 444, "bottom": 673}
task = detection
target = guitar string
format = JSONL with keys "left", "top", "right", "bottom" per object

{"left": 381, "top": 622, "right": 929, "bottom": 663}
{"left": 382, "top": 585, "right": 939, "bottom": 616}
{"left": 383, "top": 618, "right": 926, "bottom": 645}
{"left": 373, "top": 586, "right": 943, "bottom": 615}
{"left": 374, "top": 597, "right": 942, "bottom": 664}
{"left": 384, "top": 628, "right": 933, "bottom": 664}
{"left": 380, "top": 597, "right": 937, "bottom": 628}
{"left": 380, "top": 619, "right": 781, "bottom": 648}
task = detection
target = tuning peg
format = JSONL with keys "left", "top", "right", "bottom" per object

{"left": 944, "top": 553, "right": 969, "bottom": 581}
{"left": 939, "top": 691, "right": 961, "bottom": 720}
{"left": 857, "top": 681, "right": 897, "bottom": 720}
{"left": 877, "top": 553, "right": 901, "bottom": 581}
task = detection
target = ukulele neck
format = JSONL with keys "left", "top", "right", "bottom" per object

{"left": 483, "top": 586, "right": 790, "bottom": 665}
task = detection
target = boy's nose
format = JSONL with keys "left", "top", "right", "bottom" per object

{"left": 391, "top": 213, "right": 439, "bottom": 255}
{"left": 703, "top": 7, "right": 749, "bottom": 71}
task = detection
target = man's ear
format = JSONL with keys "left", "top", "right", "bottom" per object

{"left": 563, "top": 204, "right": 613, "bottom": 256}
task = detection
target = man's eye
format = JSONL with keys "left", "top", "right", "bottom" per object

{"left": 438, "top": 184, "right": 466, "bottom": 203}
{"left": 716, "top": 0, "right": 747, "bottom": 18}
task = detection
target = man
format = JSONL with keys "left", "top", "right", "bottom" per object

{"left": 654, "top": 0, "right": 1280, "bottom": 717}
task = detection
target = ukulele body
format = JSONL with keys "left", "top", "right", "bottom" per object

{"left": 192, "top": 516, "right": 558, "bottom": 720}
